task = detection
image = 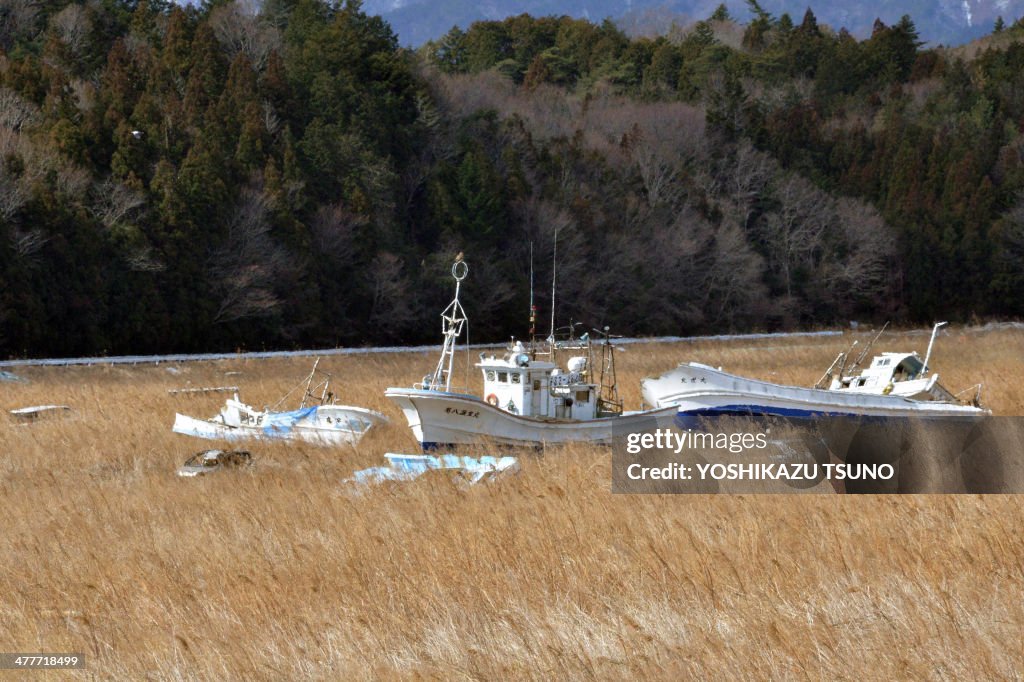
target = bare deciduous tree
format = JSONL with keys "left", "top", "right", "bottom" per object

{"left": 51, "top": 4, "right": 89, "bottom": 58}
{"left": 628, "top": 128, "right": 681, "bottom": 209}
{"left": 368, "top": 252, "right": 416, "bottom": 332}
{"left": 759, "top": 172, "right": 832, "bottom": 298}
{"left": 210, "top": 187, "right": 291, "bottom": 323}
{"left": 54, "top": 164, "right": 90, "bottom": 201}
{"left": 0, "top": 86, "right": 39, "bottom": 130}
{"left": 310, "top": 202, "right": 362, "bottom": 264}
{"left": 261, "top": 100, "right": 280, "bottom": 136}
{"left": 824, "top": 198, "right": 897, "bottom": 303}
{"left": 704, "top": 212, "right": 770, "bottom": 325}
{"left": 10, "top": 226, "right": 47, "bottom": 258}
{"left": 209, "top": 0, "right": 281, "bottom": 71}
{"left": 91, "top": 178, "right": 145, "bottom": 230}
{"left": 726, "top": 140, "right": 773, "bottom": 227}
{"left": 69, "top": 78, "right": 97, "bottom": 113}
{"left": 0, "top": 167, "right": 26, "bottom": 221}
{"left": 125, "top": 245, "right": 165, "bottom": 272}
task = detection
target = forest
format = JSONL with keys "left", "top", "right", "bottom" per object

{"left": 1, "top": 0, "right": 1023, "bottom": 357}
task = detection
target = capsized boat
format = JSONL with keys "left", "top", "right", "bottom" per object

{"left": 641, "top": 323, "right": 989, "bottom": 419}
{"left": 173, "top": 359, "right": 387, "bottom": 445}
{"left": 349, "top": 453, "right": 520, "bottom": 486}
{"left": 385, "top": 258, "right": 676, "bottom": 449}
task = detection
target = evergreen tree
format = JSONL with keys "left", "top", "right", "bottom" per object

{"left": 711, "top": 4, "right": 731, "bottom": 22}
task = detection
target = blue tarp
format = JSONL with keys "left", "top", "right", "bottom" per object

{"left": 262, "top": 406, "right": 319, "bottom": 437}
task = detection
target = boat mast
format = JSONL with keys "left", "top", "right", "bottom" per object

{"left": 549, "top": 228, "right": 557, "bottom": 345}
{"left": 595, "top": 326, "right": 623, "bottom": 415}
{"left": 850, "top": 321, "right": 890, "bottom": 371}
{"left": 300, "top": 357, "right": 320, "bottom": 408}
{"left": 426, "top": 256, "right": 469, "bottom": 392}
{"left": 922, "top": 321, "right": 948, "bottom": 375}
{"left": 815, "top": 350, "right": 848, "bottom": 389}
{"left": 529, "top": 241, "right": 537, "bottom": 351}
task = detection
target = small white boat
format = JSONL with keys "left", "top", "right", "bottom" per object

{"left": 385, "top": 258, "right": 676, "bottom": 448}
{"left": 173, "top": 360, "right": 387, "bottom": 446}
{"left": 642, "top": 323, "right": 989, "bottom": 420}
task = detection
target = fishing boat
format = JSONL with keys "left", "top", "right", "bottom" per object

{"left": 173, "top": 359, "right": 387, "bottom": 445}
{"left": 385, "top": 258, "right": 676, "bottom": 449}
{"left": 641, "top": 323, "right": 990, "bottom": 420}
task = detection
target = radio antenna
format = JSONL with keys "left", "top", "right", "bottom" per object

{"left": 548, "top": 229, "right": 557, "bottom": 344}
{"left": 529, "top": 241, "right": 536, "bottom": 344}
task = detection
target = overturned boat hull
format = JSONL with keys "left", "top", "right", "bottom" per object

{"left": 385, "top": 387, "right": 677, "bottom": 448}
{"left": 642, "top": 363, "right": 990, "bottom": 420}
{"left": 173, "top": 403, "right": 387, "bottom": 446}
{"left": 350, "top": 453, "right": 520, "bottom": 485}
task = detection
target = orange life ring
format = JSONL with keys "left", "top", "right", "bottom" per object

{"left": 486, "top": 394, "right": 499, "bottom": 406}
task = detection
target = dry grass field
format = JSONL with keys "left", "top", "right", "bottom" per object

{"left": 2, "top": 326, "right": 1023, "bottom": 679}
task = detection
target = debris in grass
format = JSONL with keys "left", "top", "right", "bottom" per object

{"left": 349, "top": 453, "right": 519, "bottom": 486}
{"left": 10, "top": 405, "right": 72, "bottom": 421}
{"left": 167, "top": 385, "right": 240, "bottom": 395}
{"left": 177, "top": 449, "right": 253, "bottom": 477}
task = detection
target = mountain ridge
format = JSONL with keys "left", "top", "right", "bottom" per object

{"left": 363, "top": 0, "right": 1024, "bottom": 47}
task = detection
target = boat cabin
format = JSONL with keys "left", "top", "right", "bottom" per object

{"left": 831, "top": 353, "right": 922, "bottom": 391}
{"left": 828, "top": 351, "right": 955, "bottom": 401}
{"left": 477, "top": 342, "right": 599, "bottom": 420}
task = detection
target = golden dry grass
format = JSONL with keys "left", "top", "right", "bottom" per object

{"left": 1, "top": 326, "right": 1023, "bottom": 679}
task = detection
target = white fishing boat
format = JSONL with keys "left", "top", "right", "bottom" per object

{"left": 173, "top": 360, "right": 387, "bottom": 445}
{"left": 385, "top": 258, "right": 676, "bottom": 448}
{"left": 642, "top": 323, "right": 989, "bottom": 420}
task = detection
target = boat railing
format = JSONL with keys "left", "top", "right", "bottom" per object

{"left": 414, "top": 375, "right": 473, "bottom": 394}
{"left": 953, "top": 383, "right": 984, "bottom": 407}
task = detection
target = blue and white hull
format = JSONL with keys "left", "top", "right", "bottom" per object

{"left": 173, "top": 400, "right": 388, "bottom": 446}
{"left": 641, "top": 363, "right": 990, "bottom": 420}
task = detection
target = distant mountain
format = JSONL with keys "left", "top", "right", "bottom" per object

{"left": 365, "top": 0, "right": 1024, "bottom": 47}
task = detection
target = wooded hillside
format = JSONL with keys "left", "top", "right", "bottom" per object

{"left": 1, "top": 0, "right": 1022, "bottom": 356}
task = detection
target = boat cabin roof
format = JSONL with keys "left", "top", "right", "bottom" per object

{"left": 475, "top": 354, "right": 557, "bottom": 371}
{"left": 867, "top": 352, "right": 923, "bottom": 371}
{"left": 854, "top": 352, "right": 926, "bottom": 381}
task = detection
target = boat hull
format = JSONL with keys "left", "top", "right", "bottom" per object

{"left": 642, "top": 363, "right": 990, "bottom": 420}
{"left": 173, "top": 405, "right": 387, "bottom": 446}
{"left": 385, "top": 387, "right": 677, "bottom": 448}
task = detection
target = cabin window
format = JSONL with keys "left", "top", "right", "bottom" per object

{"left": 498, "top": 371, "right": 508, "bottom": 383}
{"left": 858, "top": 378, "right": 867, "bottom": 386}
{"left": 486, "top": 370, "right": 495, "bottom": 381}
{"left": 533, "top": 380, "right": 540, "bottom": 390}
{"left": 575, "top": 390, "right": 589, "bottom": 402}
{"left": 880, "top": 358, "right": 890, "bottom": 366}
{"left": 511, "top": 373, "right": 521, "bottom": 384}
